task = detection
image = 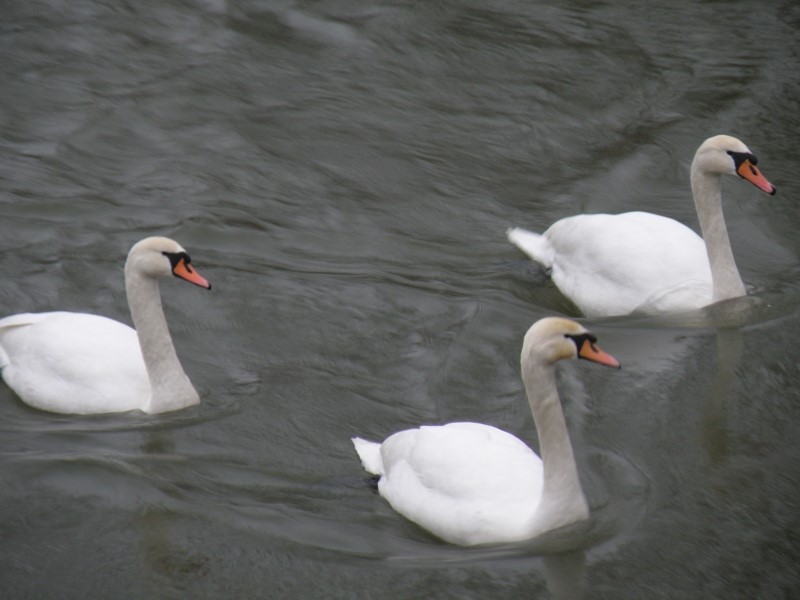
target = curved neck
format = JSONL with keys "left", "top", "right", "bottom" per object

{"left": 125, "top": 269, "right": 199, "bottom": 413}
{"left": 691, "top": 165, "right": 746, "bottom": 302}
{"left": 521, "top": 362, "right": 589, "bottom": 533}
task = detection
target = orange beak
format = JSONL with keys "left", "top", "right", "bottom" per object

{"left": 578, "top": 338, "right": 620, "bottom": 369}
{"left": 172, "top": 257, "right": 211, "bottom": 289}
{"left": 737, "top": 160, "right": 776, "bottom": 195}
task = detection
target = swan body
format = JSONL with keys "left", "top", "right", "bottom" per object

{"left": 352, "top": 317, "right": 620, "bottom": 546}
{"left": 507, "top": 135, "right": 776, "bottom": 317}
{"left": 0, "top": 237, "right": 211, "bottom": 415}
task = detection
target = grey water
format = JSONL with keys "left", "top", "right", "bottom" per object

{"left": 1, "top": 0, "right": 799, "bottom": 598}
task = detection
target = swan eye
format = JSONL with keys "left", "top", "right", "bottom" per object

{"left": 564, "top": 332, "right": 597, "bottom": 350}
{"left": 162, "top": 251, "right": 193, "bottom": 273}
{"left": 727, "top": 150, "right": 758, "bottom": 167}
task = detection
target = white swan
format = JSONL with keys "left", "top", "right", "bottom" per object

{"left": 352, "top": 317, "right": 620, "bottom": 546}
{"left": 506, "top": 135, "right": 777, "bottom": 317}
{"left": 0, "top": 237, "right": 211, "bottom": 415}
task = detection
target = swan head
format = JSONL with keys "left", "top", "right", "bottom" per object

{"left": 522, "top": 317, "right": 620, "bottom": 369}
{"left": 694, "top": 135, "right": 776, "bottom": 195}
{"left": 125, "top": 237, "right": 211, "bottom": 289}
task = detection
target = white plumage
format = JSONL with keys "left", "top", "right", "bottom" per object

{"left": 0, "top": 237, "right": 211, "bottom": 415}
{"left": 507, "top": 135, "right": 776, "bottom": 317}
{"left": 352, "top": 317, "right": 620, "bottom": 546}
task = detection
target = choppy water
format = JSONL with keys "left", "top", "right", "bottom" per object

{"left": 1, "top": 1, "right": 800, "bottom": 598}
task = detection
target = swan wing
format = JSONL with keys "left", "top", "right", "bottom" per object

{"left": 375, "top": 422, "right": 543, "bottom": 545}
{"left": 0, "top": 312, "right": 149, "bottom": 414}
{"left": 540, "top": 212, "right": 712, "bottom": 316}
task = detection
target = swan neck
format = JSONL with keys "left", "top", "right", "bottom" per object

{"left": 691, "top": 164, "right": 746, "bottom": 301}
{"left": 522, "top": 361, "right": 589, "bottom": 529}
{"left": 125, "top": 269, "right": 199, "bottom": 413}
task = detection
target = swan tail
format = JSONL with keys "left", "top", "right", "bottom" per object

{"left": 351, "top": 437, "right": 385, "bottom": 476}
{"left": 506, "top": 227, "right": 554, "bottom": 269}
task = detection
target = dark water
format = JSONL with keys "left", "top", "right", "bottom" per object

{"left": 2, "top": 0, "right": 800, "bottom": 598}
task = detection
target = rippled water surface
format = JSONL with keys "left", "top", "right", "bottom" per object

{"left": 2, "top": 1, "right": 800, "bottom": 598}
